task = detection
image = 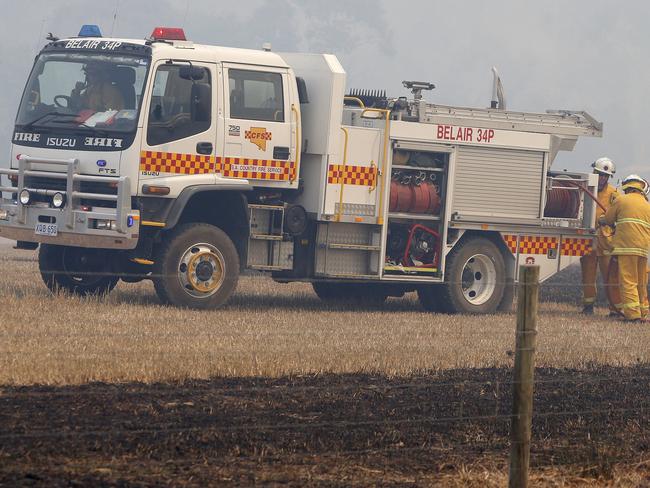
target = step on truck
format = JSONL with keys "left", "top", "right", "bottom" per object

{"left": 0, "top": 25, "right": 603, "bottom": 313}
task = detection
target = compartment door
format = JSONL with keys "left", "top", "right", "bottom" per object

{"left": 324, "top": 126, "right": 382, "bottom": 222}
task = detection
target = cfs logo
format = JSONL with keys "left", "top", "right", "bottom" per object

{"left": 245, "top": 127, "right": 272, "bottom": 151}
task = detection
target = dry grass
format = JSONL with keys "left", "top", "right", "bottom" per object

{"left": 0, "top": 239, "right": 647, "bottom": 386}
{"left": 3, "top": 239, "right": 650, "bottom": 486}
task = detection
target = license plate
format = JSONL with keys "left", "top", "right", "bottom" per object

{"left": 35, "top": 223, "right": 58, "bottom": 236}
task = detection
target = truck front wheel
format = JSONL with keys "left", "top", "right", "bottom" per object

{"left": 39, "top": 244, "right": 119, "bottom": 296}
{"left": 419, "top": 237, "right": 506, "bottom": 314}
{"left": 153, "top": 224, "right": 239, "bottom": 309}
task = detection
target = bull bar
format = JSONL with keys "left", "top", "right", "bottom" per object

{"left": 0, "top": 155, "right": 139, "bottom": 249}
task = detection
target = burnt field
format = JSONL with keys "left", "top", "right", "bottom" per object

{"left": 3, "top": 367, "right": 650, "bottom": 486}
{"left": 2, "top": 240, "right": 650, "bottom": 486}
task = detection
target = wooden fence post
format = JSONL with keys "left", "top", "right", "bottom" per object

{"left": 508, "top": 265, "right": 539, "bottom": 488}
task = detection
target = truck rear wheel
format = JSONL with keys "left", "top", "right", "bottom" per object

{"left": 417, "top": 284, "right": 446, "bottom": 312}
{"left": 312, "top": 282, "right": 388, "bottom": 305}
{"left": 153, "top": 224, "right": 239, "bottom": 309}
{"left": 39, "top": 244, "right": 119, "bottom": 296}
{"left": 419, "top": 237, "right": 505, "bottom": 314}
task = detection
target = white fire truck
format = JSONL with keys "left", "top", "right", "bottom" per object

{"left": 0, "top": 25, "right": 603, "bottom": 313}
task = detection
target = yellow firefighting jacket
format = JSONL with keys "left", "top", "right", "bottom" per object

{"left": 594, "top": 184, "right": 618, "bottom": 255}
{"left": 603, "top": 191, "right": 650, "bottom": 257}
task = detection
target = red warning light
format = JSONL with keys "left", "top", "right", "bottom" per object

{"left": 150, "top": 27, "right": 187, "bottom": 41}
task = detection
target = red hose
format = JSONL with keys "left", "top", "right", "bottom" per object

{"left": 545, "top": 182, "right": 581, "bottom": 218}
{"left": 544, "top": 179, "right": 606, "bottom": 219}
{"left": 563, "top": 180, "right": 606, "bottom": 212}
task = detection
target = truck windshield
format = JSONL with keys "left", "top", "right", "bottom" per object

{"left": 16, "top": 51, "right": 149, "bottom": 133}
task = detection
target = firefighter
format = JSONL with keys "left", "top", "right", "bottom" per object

{"left": 601, "top": 175, "right": 650, "bottom": 322}
{"left": 580, "top": 157, "right": 619, "bottom": 314}
{"left": 71, "top": 62, "right": 124, "bottom": 112}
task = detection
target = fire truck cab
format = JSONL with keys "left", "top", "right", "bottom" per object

{"left": 0, "top": 26, "right": 603, "bottom": 313}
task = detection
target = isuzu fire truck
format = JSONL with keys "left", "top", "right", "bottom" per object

{"left": 0, "top": 25, "right": 604, "bottom": 313}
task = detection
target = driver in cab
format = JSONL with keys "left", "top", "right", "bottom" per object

{"left": 71, "top": 62, "right": 124, "bottom": 112}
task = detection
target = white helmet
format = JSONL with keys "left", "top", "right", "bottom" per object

{"left": 621, "top": 174, "right": 649, "bottom": 194}
{"left": 591, "top": 157, "right": 616, "bottom": 176}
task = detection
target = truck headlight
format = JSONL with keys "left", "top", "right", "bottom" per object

{"left": 51, "top": 192, "right": 66, "bottom": 209}
{"left": 19, "top": 189, "right": 31, "bottom": 205}
{"left": 0, "top": 209, "right": 8, "bottom": 220}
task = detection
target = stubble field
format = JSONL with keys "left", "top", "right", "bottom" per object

{"left": 2, "top": 239, "right": 650, "bottom": 486}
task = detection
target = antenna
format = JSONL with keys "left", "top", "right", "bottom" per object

{"left": 110, "top": 0, "right": 120, "bottom": 36}
{"left": 183, "top": 0, "right": 191, "bottom": 26}
{"left": 34, "top": 17, "right": 46, "bottom": 54}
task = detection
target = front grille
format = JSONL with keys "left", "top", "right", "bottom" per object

{"left": 24, "top": 176, "right": 65, "bottom": 192}
{"left": 24, "top": 175, "right": 118, "bottom": 208}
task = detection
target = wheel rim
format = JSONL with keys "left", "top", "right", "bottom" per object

{"left": 460, "top": 254, "right": 496, "bottom": 306}
{"left": 177, "top": 243, "right": 225, "bottom": 298}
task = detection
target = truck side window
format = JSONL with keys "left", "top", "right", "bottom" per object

{"left": 147, "top": 65, "right": 212, "bottom": 146}
{"left": 229, "top": 69, "right": 284, "bottom": 122}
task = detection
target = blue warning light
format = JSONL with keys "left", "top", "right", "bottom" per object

{"left": 78, "top": 25, "right": 102, "bottom": 37}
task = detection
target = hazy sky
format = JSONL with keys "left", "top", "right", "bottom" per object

{"left": 1, "top": 0, "right": 648, "bottom": 182}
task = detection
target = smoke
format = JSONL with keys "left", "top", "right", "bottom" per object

{"left": 1, "top": 0, "right": 648, "bottom": 181}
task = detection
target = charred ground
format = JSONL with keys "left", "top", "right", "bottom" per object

{"left": 2, "top": 366, "right": 650, "bottom": 487}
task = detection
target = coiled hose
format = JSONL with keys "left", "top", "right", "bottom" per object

{"left": 544, "top": 179, "right": 606, "bottom": 218}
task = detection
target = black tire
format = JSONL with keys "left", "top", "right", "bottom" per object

{"left": 417, "top": 284, "right": 446, "bottom": 312}
{"left": 39, "top": 244, "right": 119, "bottom": 296}
{"left": 421, "top": 237, "right": 506, "bottom": 314}
{"left": 153, "top": 223, "right": 239, "bottom": 309}
{"left": 497, "top": 277, "right": 515, "bottom": 312}
{"left": 312, "top": 282, "right": 388, "bottom": 306}
{"left": 15, "top": 240, "right": 39, "bottom": 250}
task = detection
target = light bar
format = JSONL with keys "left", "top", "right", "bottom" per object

{"left": 150, "top": 27, "right": 186, "bottom": 41}
{"left": 79, "top": 24, "right": 102, "bottom": 37}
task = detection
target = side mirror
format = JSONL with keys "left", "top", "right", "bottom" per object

{"left": 179, "top": 66, "right": 205, "bottom": 81}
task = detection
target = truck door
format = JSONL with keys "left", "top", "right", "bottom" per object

{"left": 140, "top": 61, "right": 217, "bottom": 184}
{"left": 222, "top": 64, "right": 294, "bottom": 187}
